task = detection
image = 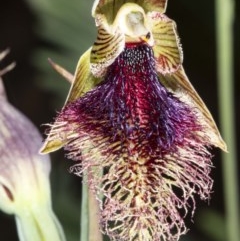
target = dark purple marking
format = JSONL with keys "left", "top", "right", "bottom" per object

{"left": 60, "top": 43, "right": 201, "bottom": 158}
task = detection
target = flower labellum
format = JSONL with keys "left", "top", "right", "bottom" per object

{"left": 41, "top": 1, "right": 227, "bottom": 240}
{"left": 0, "top": 50, "right": 65, "bottom": 241}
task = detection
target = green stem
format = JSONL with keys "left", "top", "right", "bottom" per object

{"left": 215, "top": 1, "right": 240, "bottom": 241}
{"left": 88, "top": 189, "right": 103, "bottom": 241}
{"left": 81, "top": 172, "right": 103, "bottom": 241}
{"left": 81, "top": 174, "right": 89, "bottom": 241}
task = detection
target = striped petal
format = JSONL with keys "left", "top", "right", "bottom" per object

{"left": 148, "top": 12, "right": 183, "bottom": 74}
{"left": 90, "top": 14, "right": 125, "bottom": 77}
{"left": 92, "top": 0, "right": 168, "bottom": 24}
{"left": 158, "top": 66, "right": 227, "bottom": 151}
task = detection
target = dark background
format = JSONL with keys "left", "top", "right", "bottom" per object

{"left": 0, "top": 0, "right": 239, "bottom": 240}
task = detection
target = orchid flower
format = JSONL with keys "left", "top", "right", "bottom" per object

{"left": 0, "top": 50, "right": 65, "bottom": 241}
{"left": 41, "top": 1, "right": 226, "bottom": 240}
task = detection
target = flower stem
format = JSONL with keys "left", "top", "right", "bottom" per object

{"left": 88, "top": 188, "right": 103, "bottom": 241}
{"left": 215, "top": 1, "right": 240, "bottom": 241}
{"left": 81, "top": 172, "right": 103, "bottom": 241}
{"left": 81, "top": 174, "right": 89, "bottom": 241}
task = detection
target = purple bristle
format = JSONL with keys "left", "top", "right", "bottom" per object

{"left": 61, "top": 44, "right": 201, "bottom": 157}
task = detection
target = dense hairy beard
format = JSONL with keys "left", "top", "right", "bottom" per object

{"left": 54, "top": 43, "right": 213, "bottom": 241}
{"left": 64, "top": 44, "right": 202, "bottom": 155}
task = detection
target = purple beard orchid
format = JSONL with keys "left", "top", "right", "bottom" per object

{"left": 41, "top": 1, "right": 226, "bottom": 240}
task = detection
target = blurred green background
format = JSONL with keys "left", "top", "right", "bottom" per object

{"left": 0, "top": 0, "right": 239, "bottom": 240}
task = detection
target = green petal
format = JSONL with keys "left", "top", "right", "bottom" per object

{"left": 92, "top": 0, "right": 168, "bottom": 24}
{"left": 40, "top": 49, "right": 101, "bottom": 153}
{"left": 66, "top": 48, "right": 101, "bottom": 103}
{"left": 148, "top": 12, "right": 183, "bottom": 74}
{"left": 158, "top": 66, "right": 227, "bottom": 151}
{"left": 90, "top": 14, "right": 125, "bottom": 77}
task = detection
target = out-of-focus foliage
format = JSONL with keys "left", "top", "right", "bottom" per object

{"left": 25, "top": 0, "right": 96, "bottom": 106}
{"left": 197, "top": 209, "right": 227, "bottom": 241}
